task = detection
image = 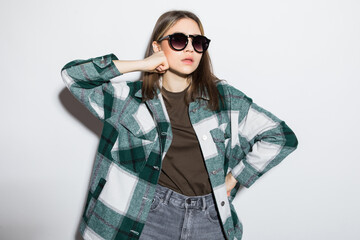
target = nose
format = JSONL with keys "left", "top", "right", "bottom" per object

{"left": 184, "top": 38, "right": 194, "bottom": 52}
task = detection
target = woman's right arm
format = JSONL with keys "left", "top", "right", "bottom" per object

{"left": 61, "top": 52, "right": 168, "bottom": 121}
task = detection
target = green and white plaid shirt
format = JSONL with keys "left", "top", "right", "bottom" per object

{"left": 61, "top": 53, "right": 298, "bottom": 240}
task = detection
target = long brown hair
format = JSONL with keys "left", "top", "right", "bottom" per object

{"left": 142, "top": 10, "right": 221, "bottom": 111}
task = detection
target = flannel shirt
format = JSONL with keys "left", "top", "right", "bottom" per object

{"left": 61, "top": 53, "right": 298, "bottom": 240}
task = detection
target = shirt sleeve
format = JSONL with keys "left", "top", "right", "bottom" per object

{"left": 60, "top": 53, "right": 122, "bottom": 121}
{"left": 226, "top": 84, "right": 298, "bottom": 188}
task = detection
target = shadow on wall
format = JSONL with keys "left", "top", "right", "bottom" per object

{"left": 59, "top": 87, "right": 103, "bottom": 240}
{"left": 58, "top": 87, "right": 102, "bottom": 138}
{"left": 75, "top": 231, "right": 83, "bottom": 240}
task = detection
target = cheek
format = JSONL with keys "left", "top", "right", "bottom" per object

{"left": 162, "top": 46, "right": 177, "bottom": 63}
{"left": 161, "top": 42, "right": 173, "bottom": 55}
{"left": 163, "top": 49, "right": 183, "bottom": 67}
{"left": 163, "top": 49, "right": 175, "bottom": 61}
{"left": 194, "top": 54, "right": 202, "bottom": 67}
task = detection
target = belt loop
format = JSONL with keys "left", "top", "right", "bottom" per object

{"left": 164, "top": 188, "right": 172, "bottom": 205}
{"left": 202, "top": 197, "right": 206, "bottom": 211}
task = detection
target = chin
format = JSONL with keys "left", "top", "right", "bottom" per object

{"left": 170, "top": 67, "right": 197, "bottom": 77}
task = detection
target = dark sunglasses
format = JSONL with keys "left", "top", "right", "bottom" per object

{"left": 158, "top": 32, "right": 211, "bottom": 53}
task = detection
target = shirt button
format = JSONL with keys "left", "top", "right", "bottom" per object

{"left": 161, "top": 132, "right": 167, "bottom": 136}
{"left": 221, "top": 201, "right": 225, "bottom": 206}
{"left": 153, "top": 166, "right": 159, "bottom": 170}
{"left": 202, "top": 135, "right": 207, "bottom": 140}
{"left": 211, "top": 170, "right": 217, "bottom": 175}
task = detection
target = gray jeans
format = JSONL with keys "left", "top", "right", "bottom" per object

{"left": 139, "top": 184, "right": 227, "bottom": 240}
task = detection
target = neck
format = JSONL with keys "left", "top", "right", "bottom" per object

{"left": 162, "top": 70, "right": 191, "bottom": 93}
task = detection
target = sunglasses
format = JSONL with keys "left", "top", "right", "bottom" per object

{"left": 158, "top": 33, "right": 211, "bottom": 53}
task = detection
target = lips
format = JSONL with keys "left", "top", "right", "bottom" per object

{"left": 181, "top": 57, "right": 194, "bottom": 64}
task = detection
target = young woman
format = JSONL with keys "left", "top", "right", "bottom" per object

{"left": 61, "top": 10, "right": 297, "bottom": 240}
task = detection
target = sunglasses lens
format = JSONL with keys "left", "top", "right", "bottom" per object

{"left": 170, "top": 33, "right": 188, "bottom": 50}
{"left": 193, "top": 36, "right": 209, "bottom": 53}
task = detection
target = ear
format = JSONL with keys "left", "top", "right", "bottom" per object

{"left": 152, "top": 41, "right": 161, "bottom": 52}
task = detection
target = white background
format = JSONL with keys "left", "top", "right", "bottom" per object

{"left": 1, "top": 0, "right": 359, "bottom": 239}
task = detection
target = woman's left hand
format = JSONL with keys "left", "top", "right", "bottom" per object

{"left": 225, "top": 172, "right": 238, "bottom": 197}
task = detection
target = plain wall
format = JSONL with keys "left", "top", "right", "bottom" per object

{"left": 1, "top": 0, "right": 359, "bottom": 239}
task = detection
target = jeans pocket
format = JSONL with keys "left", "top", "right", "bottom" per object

{"left": 149, "top": 195, "right": 162, "bottom": 212}
{"left": 205, "top": 204, "right": 221, "bottom": 223}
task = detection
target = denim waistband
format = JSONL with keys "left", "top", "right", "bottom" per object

{"left": 154, "top": 184, "right": 215, "bottom": 211}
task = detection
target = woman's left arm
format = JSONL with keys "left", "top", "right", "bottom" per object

{"left": 225, "top": 84, "right": 298, "bottom": 189}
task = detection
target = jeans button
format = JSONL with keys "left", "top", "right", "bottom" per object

{"left": 221, "top": 201, "right": 225, "bottom": 206}
{"left": 186, "top": 198, "right": 191, "bottom": 204}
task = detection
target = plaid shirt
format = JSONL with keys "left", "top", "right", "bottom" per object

{"left": 61, "top": 53, "right": 298, "bottom": 240}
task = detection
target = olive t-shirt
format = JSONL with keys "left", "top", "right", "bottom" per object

{"left": 158, "top": 86, "right": 212, "bottom": 196}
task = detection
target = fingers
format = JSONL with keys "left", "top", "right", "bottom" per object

{"left": 225, "top": 174, "right": 237, "bottom": 197}
{"left": 156, "top": 53, "right": 169, "bottom": 73}
{"left": 143, "top": 50, "right": 169, "bottom": 73}
{"left": 155, "top": 65, "right": 167, "bottom": 74}
{"left": 155, "top": 60, "right": 169, "bottom": 74}
{"left": 161, "top": 58, "right": 169, "bottom": 71}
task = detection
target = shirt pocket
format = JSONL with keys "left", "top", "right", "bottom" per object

{"left": 210, "top": 127, "right": 226, "bottom": 142}
{"left": 110, "top": 126, "right": 158, "bottom": 173}
{"left": 110, "top": 104, "right": 158, "bottom": 173}
{"left": 210, "top": 126, "right": 230, "bottom": 146}
{"left": 84, "top": 178, "right": 107, "bottom": 220}
{"left": 209, "top": 126, "right": 231, "bottom": 169}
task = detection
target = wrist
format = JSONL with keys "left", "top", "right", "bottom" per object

{"left": 112, "top": 59, "right": 145, "bottom": 74}
{"left": 139, "top": 59, "right": 148, "bottom": 72}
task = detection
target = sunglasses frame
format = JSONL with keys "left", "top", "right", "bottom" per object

{"left": 158, "top": 33, "right": 211, "bottom": 53}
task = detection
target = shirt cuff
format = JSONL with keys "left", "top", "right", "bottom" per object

{"left": 231, "top": 161, "right": 260, "bottom": 188}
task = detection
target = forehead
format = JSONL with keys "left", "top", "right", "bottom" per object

{"left": 165, "top": 18, "right": 202, "bottom": 35}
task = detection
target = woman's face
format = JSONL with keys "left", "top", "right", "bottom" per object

{"left": 154, "top": 18, "right": 203, "bottom": 77}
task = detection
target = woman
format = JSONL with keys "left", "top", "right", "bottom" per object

{"left": 61, "top": 10, "right": 298, "bottom": 240}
